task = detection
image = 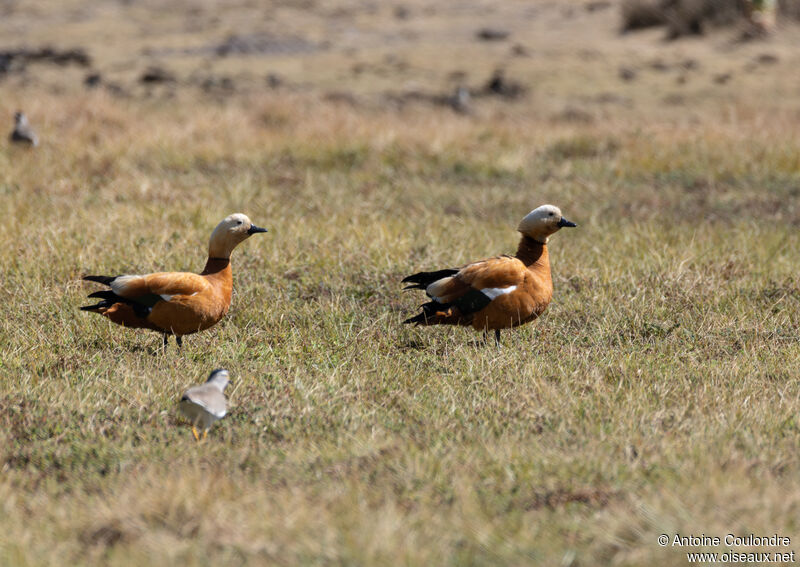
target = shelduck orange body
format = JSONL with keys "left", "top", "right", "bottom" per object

{"left": 81, "top": 213, "right": 268, "bottom": 347}
{"left": 402, "top": 204, "right": 576, "bottom": 344}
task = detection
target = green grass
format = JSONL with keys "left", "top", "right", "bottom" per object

{"left": 2, "top": 1, "right": 800, "bottom": 565}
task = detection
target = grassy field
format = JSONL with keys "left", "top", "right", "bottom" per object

{"left": 1, "top": 1, "right": 800, "bottom": 565}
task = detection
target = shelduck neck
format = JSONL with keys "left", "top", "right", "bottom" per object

{"left": 515, "top": 236, "right": 550, "bottom": 272}
{"left": 201, "top": 257, "right": 231, "bottom": 276}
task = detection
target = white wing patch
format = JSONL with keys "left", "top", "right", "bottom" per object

{"left": 160, "top": 291, "right": 198, "bottom": 302}
{"left": 109, "top": 275, "right": 144, "bottom": 295}
{"left": 426, "top": 277, "right": 454, "bottom": 303}
{"left": 480, "top": 285, "right": 517, "bottom": 300}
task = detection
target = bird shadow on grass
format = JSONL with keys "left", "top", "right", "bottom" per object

{"left": 466, "top": 337, "right": 500, "bottom": 349}
{"left": 396, "top": 335, "right": 504, "bottom": 352}
{"left": 397, "top": 339, "right": 427, "bottom": 352}
{"left": 107, "top": 339, "right": 179, "bottom": 357}
{"left": 75, "top": 334, "right": 169, "bottom": 356}
{"left": 124, "top": 342, "right": 168, "bottom": 357}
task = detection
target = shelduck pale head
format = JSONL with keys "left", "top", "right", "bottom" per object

{"left": 208, "top": 213, "right": 268, "bottom": 258}
{"left": 517, "top": 205, "right": 576, "bottom": 244}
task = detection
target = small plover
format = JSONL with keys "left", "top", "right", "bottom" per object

{"left": 10, "top": 111, "right": 38, "bottom": 146}
{"left": 178, "top": 369, "right": 231, "bottom": 440}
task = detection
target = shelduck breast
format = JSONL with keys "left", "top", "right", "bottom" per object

{"left": 81, "top": 213, "right": 268, "bottom": 348}
{"left": 402, "top": 204, "right": 576, "bottom": 344}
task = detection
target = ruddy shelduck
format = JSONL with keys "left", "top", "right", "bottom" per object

{"left": 178, "top": 368, "right": 230, "bottom": 441}
{"left": 81, "top": 213, "right": 268, "bottom": 348}
{"left": 402, "top": 204, "right": 576, "bottom": 344}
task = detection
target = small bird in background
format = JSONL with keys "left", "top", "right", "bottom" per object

{"left": 81, "top": 213, "right": 268, "bottom": 350}
{"left": 450, "top": 86, "right": 471, "bottom": 114}
{"left": 178, "top": 368, "right": 231, "bottom": 441}
{"left": 9, "top": 111, "right": 38, "bottom": 146}
{"left": 402, "top": 204, "right": 576, "bottom": 345}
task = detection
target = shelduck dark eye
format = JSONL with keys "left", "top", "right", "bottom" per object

{"left": 237, "top": 220, "right": 243, "bottom": 225}
{"left": 549, "top": 212, "right": 554, "bottom": 216}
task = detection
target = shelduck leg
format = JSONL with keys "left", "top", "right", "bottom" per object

{"left": 480, "top": 329, "right": 502, "bottom": 347}
{"left": 191, "top": 426, "right": 200, "bottom": 441}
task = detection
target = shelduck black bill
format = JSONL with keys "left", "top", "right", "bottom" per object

{"left": 401, "top": 204, "right": 575, "bottom": 346}
{"left": 81, "top": 213, "right": 266, "bottom": 349}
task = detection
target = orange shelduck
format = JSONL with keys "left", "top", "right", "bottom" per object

{"left": 402, "top": 204, "right": 576, "bottom": 345}
{"left": 81, "top": 213, "right": 268, "bottom": 349}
